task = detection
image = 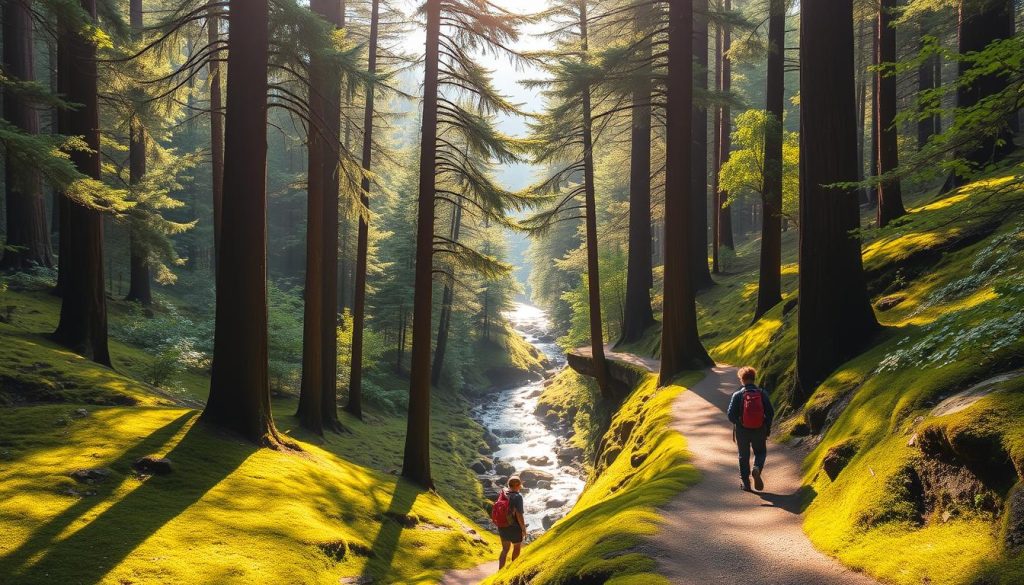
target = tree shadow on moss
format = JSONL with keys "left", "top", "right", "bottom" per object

{"left": 358, "top": 480, "right": 418, "bottom": 582}
{"left": 0, "top": 413, "right": 254, "bottom": 584}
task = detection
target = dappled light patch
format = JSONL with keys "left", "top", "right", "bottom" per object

{"left": 0, "top": 404, "right": 499, "bottom": 584}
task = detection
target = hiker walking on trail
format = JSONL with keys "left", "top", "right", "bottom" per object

{"left": 727, "top": 367, "right": 775, "bottom": 492}
{"left": 492, "top": 476, "right": 527, "bottom": 569}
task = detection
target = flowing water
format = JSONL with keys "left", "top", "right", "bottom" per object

{"left": 472, "top": 303, "right": 586, "bottom": 537}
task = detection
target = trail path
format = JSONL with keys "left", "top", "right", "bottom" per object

{"left": 647, "top": 363, "right": 878, "bottom": 585}
{"left": 443, "top": 349, "right": 878, "bottom": 584}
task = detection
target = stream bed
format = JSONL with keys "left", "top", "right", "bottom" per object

{"left": 472, "top": 303, "right": 586, "bottom": 538}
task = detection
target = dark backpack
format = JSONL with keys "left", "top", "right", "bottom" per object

{"left": 491, "top": 490, "right": 513, "bottom": 528}
{"left": 741, "top": 387, "right": 766, "bottom": 429}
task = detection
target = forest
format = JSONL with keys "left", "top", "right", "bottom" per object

{"left": 0, "top": 0, "right": 1022, "bottom": 583}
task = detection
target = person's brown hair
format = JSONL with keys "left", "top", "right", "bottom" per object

{"left": 738, "top": 366, "right": 757, "bottom": 384}
{"left": 508, "top": 476, "right": 522, "bottom": 489}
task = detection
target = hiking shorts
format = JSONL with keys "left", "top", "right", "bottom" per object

{"left": 498, "top": 525, "right": 524, "bottom": 544}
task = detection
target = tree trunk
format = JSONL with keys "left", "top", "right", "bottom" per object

{"left": 402, "top": 0, "right": 441, "bottom": 489}
{"left": 617, "top": 2, "right": 656, "bottom": 346}
{"left": 917, "top": 27, "right": 940, "bottom": 149}
{"left": 875, "top": 0, "right": 906, "bottom": 228}
{"left": 753, "top": 0, "right": 784, "bottom": 321}
{"left": 867, "top": 16, "right": 879, "bottom": 208}
{"left": 346, "top": 0, "right": 380, "bottom": 421}
{"left": 690, "top": 1, "right": 714, "bottom": 289}
{"left": 53, "top": 0, "right": 110, "bottom": 366}
{"left": 715, "top": 0, "right": 734, "bottom": 272}
{"left": 209, "top": 0, "right": 224, "bottom": 266}
{"left": 296, "top": 0, "right": 330, "bottom": 435}
{"left": 431, "top": 204, "right": 461, "bottom": 386}
{"left": 857, "top": 17, "right": 871, "bottom": 205}
{"left": 797, "top": 0, "right": 879, "bottom": 402}
{"left": 319, "top": 0, "right": 345, "bottom": 433}
{"left": 1, "top": 0, "right": 53, "bottom": 271}
{"left": 711, "top": 16, "right": 722, "bottom": 274}
{"left": 943, "top": 0, "right": 1015, "bottom": 192}
{"left": 578, "top": 1, "right": 613, "bottom": 402}
{"left": 125, "top": 0, "right": 152, "bottom": 306}
{"left": 202, "top": 0, "right": 281, "bottom": 446}
{"left": 660, "top": 0, "right": 713, "bottom": 386}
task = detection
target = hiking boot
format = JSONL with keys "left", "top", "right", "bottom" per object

{"left": 740, "top": 481, "right": 752, "bottom": 491}
{"left": 752, "top": 466, "right": 764, "bottom": 491}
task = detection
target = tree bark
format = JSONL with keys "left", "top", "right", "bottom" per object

{"left": 690, "top": 1, "right": 714, "bottom": 289}
{"left": 942, "top": 0, "right": 1015, "bottom": 192}
{"left": 578, "top": 0, "right": 613, "bottom": 402}
{"left": 202, "top": 0, "right": 282, "bottom": 445}
{"left": 711, "top": 15, "right": 722, "bottom": 274}
{"left": 296, "top": 0, "right": 331, "bottom": 435}
{"left": 617, "top": 2, "right": 656, "bottom": 346}
{"left": 346, "top": 0, "right": 380, "bottom": 421}
{"left": 209, "top": 0, "right": 224, "bottom": 266}
{"left": 875, "top": 0, "right": 906, "bottom": 228}
{"left": 52, "top": 0, "right": 110, "bottom": 366}
{"left": 753, "top": 0, "right": 784, "bottom": 321}
{"left": 319, "top": 0, "right": 345, "bottom": 433}
{"left": 796, "top": 0, "right": 879, "bottom": 402}
{"left": 402, "top": 0, "right": 441, "bottom": 489}
{"left": 431, "top": 203, "right": 460, "bottom": 386}
{"left": 125, "top": 0, "right": 152, "bottom": 306}
{"left": 660, "top": 0, "right": 713, "bottom": 386}
{"left": 867, "top": 17, "right": 879, "bottom": 207}
{"left": 2, "top": 0, "right": 53, "bottom": 271}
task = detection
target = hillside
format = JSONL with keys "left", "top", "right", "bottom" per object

{"left": 0, "top": 281, "right": 548, "bottom": 584}
{"left": 617, "top": 166, "right": 1024, "bottom": 584}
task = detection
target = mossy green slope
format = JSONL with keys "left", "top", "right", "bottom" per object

{"left": 655, "top": 168, "right": 1024, "bottom": 584}
{"left": 485, "top": 373, "right": 701, "bottom": 585}
{"left": 0, "top": 282, "right": 505, "bottom": 583}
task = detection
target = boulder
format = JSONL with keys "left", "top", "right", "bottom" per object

{"left": 556, "top": 446, "right": 584, "bottom": 465}
{"left": 526, "top": 455, "right": 551, "bottom": 466}
{"left": 536, "top": 480, "right": 552, "bottom": 490}
{"left": 70, "top": 468, "right": 111, "bottom": 484}
{"left": 133, "top": 456, "right": 173, "bottom": 476}
{"left": 519, "top": 469, "right": 554, "bottom": 488}
{"left": 494, "top": 461, "right": 516, "bottom": 476}
{"left": 482, "top": 430, "right": 501, "bottom": 451}
{"left": 470, "top": 458, "right": 493, "bottom": 474}
{"left": 545, "top": 498, "right": 567, "bottom": 509}
{"left": 542, "top": 514, "right": 560, "bottom": 530}
{"left": 822, "top": 440, "right": 859, "bottom": 480}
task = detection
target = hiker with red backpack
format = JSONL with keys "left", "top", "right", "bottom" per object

{"left": 492, "top": 476, "right": 527, "bottom": 569}
{"left": 727, "top": 366, "right": 776, "bottom": 492}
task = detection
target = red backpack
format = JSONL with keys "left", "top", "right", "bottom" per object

{"left": 741, "top": 388, "right": 766, "bottom": 429}
{"left": 491, "top": 490, "right": 513, "bottom": 528}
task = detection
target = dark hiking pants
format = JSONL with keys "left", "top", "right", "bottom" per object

{"left": 735, "top": 425, "right": 767, "bottom": 482}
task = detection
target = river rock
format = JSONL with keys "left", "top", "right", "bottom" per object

{"left": 133, "top": 456, "right": 173, "bottom": 475}
{"left": 542, "top": 514, "right": 561, "bottom": 530}
{"left": 470, "top": 458, "right": 493, "bottom": 474}
{"left": 527, "top": 389, "right": 543, "bottom": 399}
{"left": 527, "top": 455, "right": 551, "bottom": 466}
{"left": 545, "top": 498, "right": 567, "bottom": 509}
{"left": 494, "top": 461, "right": 516, "bottom": 476}
{"left": 557, "top": 446, "right": 584, "bottom": 464}
{"left": 483, "top": 430, "right": 501, "bottom": 451}
{"left": 519, "top": 469, "right": 554, "bottom": 488}
{"left": 536, "top": 480, "right": 552, "bottom": 490}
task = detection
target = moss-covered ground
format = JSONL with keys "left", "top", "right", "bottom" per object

{"left": 622, "top": 167, "right": 1024, "bottom": 584}
{"left": 0, "top": 283, "right": 515, "bottom": 583}
{"left": 486, "top": 373, "right": 701, "bottom": 585}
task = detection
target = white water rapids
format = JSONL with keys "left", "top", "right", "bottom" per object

{"left": 471, "top": 303, "right": 586, "bottom": 537}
